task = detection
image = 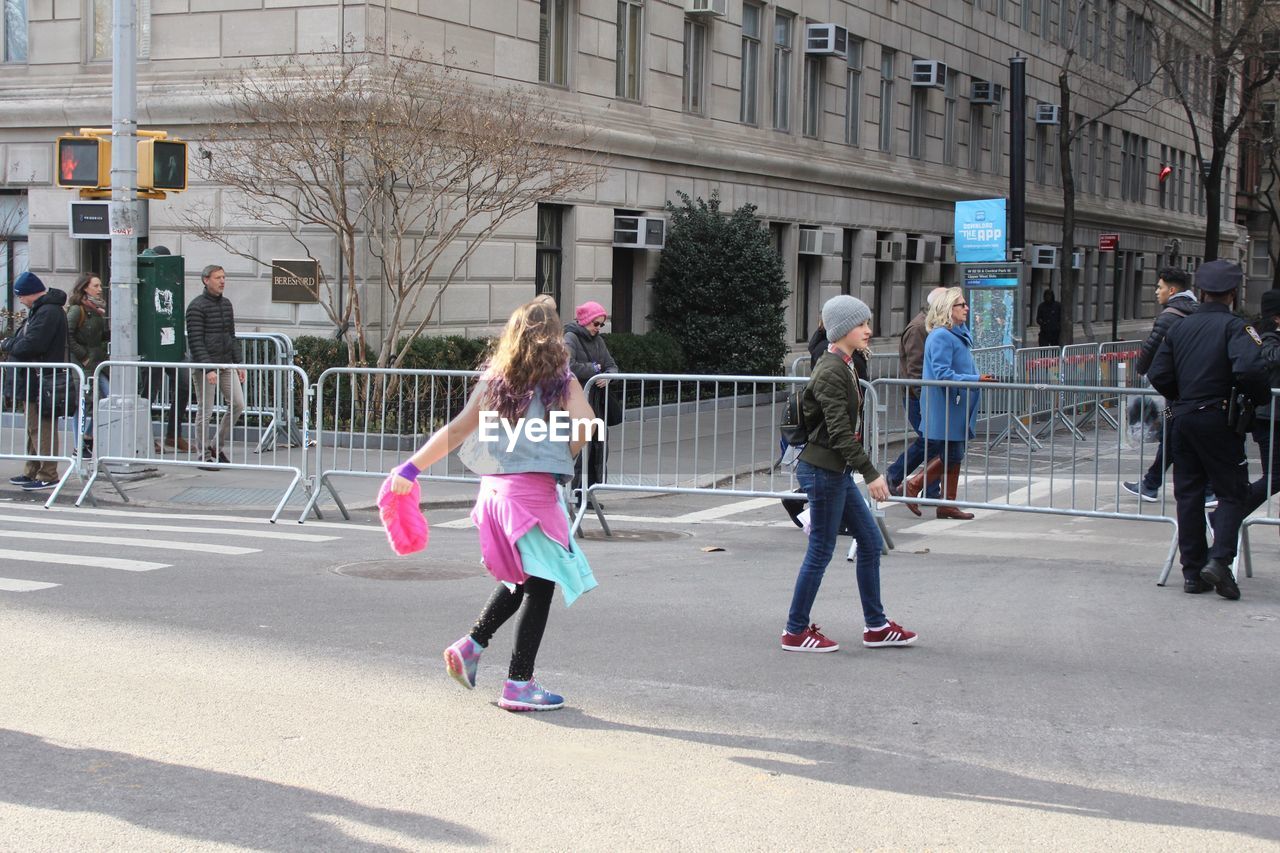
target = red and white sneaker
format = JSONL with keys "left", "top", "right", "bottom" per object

{"left": 781, "top": 623, "right": 840, "bottom": 653}
{"left": 862, "top": 621, "right": 917, "bottom": 648}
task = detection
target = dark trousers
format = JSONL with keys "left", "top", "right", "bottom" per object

{"left": 573, "top": 435, "right": 607, "bottom": 502}
{"left": 1140, "top": 425, "right": 1175, "bottom": 491}
{"left": 142, "top": 366, "right": 190, "bottom": 440}
{"left": 1171, "top": 409, "right": 1250, "bottom": 574}
{"left": 1245, "top": 418, "right": 1280, "bottom": 514}
{"left": 886, "top": 394, "right": 940, "bottom": 498}
{"left": 469, "top": 577, "right": 556, "bottom": 681}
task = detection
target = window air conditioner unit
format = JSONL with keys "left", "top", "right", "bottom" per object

{"left": 971, "top": 80, "right": 1004, "bottom": 105}
{"left": 875, "top": 239, "right": 902, "bottom": 261}
{"left": 911, "top": 59, "right": 947, "bottom": 88}
{"left": 939, "top": 242, "right": 954, "bottom": 263}
{"left": 1031, "top": 245, "right": 1059, "bottom": 268}
{"left": 1135, "top": 254, "right": 1145, "bottom": 272}
{"left": 613, "top": 215, "right": 666, "bottom": 249}
{"left": 804, "top": 24, "right": 849, "bottom": 58}
{"left": 798, "top": 227, "right": 838, "bottom": 255}
{"left": 905, "top": 237, "right": 935, "bottom": 264}
{"left": 685, "top": 0, "right": 727, "bottom": 17}
{"left": 1035, "top": 103, "right": 1061, "bottom": 125}
{"left": 1071, "top": 251, "right": 1084, "bottom": 270}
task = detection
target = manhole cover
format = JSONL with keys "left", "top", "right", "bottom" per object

{"left": 332, "top": 560, "right": 483, "bottom": 581}
{"left": 577, "top": 528, "right": 691, "bottom": 542}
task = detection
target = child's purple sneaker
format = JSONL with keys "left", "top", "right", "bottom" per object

{"left": 443, "top": 635, "right": 482, "bottom": 689}
{"left": 497, "top": 679, "right": 564, "bottom": 711}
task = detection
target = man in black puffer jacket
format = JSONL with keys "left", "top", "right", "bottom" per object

{"left": 1123, "top": 266, "right": 1203, "bottom": 504}
{"left": 186, "top": 264, "right": 245, "bottom": 467}
{"left": 2, "top": 272, "right": 70, "bottom": 490}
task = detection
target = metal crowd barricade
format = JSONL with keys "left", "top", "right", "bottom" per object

{"left": 1240, "top": 392, "right": 1280, "bottom": 579}
{"left": 1053, "top": 342, "right": 1100, "bottom": 438}
{"left": 0, "top": 361, "right": 87, "bottom": 507}
{"left": 238, "top": 332, "right": 305, "bottom": 450}
{"left": 871, "top": 375, "right": 1180, "bottom": 583}
{"left": 1098, "top": 340, "right": 1145, "bottom": 429}
{"left": 575, "top": 372, "right": 891, "bottom": 545}
{"left": 300, "top": 367, "right": 482, "bottom": 521}
{"left": 75, "top": 359, "right": 310, "bottom": 521}
{"left": 789, "top": 355, "right": 811, "bottom": 376}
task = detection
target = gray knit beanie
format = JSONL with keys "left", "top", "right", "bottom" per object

{"left": 823, "top": 295, "right": 872, "bottom": 343}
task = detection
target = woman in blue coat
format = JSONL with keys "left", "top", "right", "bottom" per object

{"left": 903, "top": 287, "right": 992, "bottom": 519}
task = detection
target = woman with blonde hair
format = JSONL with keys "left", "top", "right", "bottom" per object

{"left": 390, "top": 297, "right": 599, "bottom": 711}
{"left": 903, "top": 287, "right": 993, "bottom": 518}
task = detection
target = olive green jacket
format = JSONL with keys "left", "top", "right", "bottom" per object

{"left": 67, "top": 304, "right": 109, "bottom": 373}
{"left": 797, "top": 351, "right": 879, "bottom": 482}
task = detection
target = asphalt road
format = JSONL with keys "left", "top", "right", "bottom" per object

{"left": 2, "top": 491, "right": 1278, "bottom": 851}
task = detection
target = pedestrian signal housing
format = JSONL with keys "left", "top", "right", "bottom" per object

{"left": 138, "top": 138, "right": 188, "bottom": 192}
{"left": 56, "top": 136, "right": 111, "bottom": 189}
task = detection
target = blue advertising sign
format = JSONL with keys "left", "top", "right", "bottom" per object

{"left": 954, "top": 199, "right": 1007, "bottom": 262}
{"left": 962, "top": 263, "right": 1020, "bottom": 288}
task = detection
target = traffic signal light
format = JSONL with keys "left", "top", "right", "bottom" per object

{"left": 138, "top": 138, "right": 187, "bottom": 191}
{"left": 55, "top": 135, "right": 111, "bottom": 189}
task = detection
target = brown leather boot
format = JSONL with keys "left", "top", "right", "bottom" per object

{"left": 902, "top": 457, "right": 945, "bottom": 516}
{"left": 936, "top": 464, "right": 975, "bottom": 520}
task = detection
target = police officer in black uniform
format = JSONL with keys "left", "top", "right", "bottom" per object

{"left": 1147, "top": 259, "right": 1269, "bottom": 599}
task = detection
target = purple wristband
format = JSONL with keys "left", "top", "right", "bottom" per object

{"left": 394, "top": 460, "right": 421, "bottom": 480}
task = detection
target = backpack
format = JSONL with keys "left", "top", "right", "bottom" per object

{"left": 779, "top": 387, "right": 808, "bottom": 449}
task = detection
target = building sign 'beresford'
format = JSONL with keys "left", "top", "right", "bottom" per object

{"left": 271, "top": 259, "right": 320, "bottom": 304}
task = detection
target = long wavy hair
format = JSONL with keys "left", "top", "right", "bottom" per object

{"left": 69, "top": 272, "right": 102, "bottom": 307}
{"left": 481, "top": 298, "right": 572, "bottom": 422}
{"left": 926, "top": 287, "right": 965, "bottom": 332}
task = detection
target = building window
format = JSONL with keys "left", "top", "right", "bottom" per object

{"left": 683, "top": 18, "right": 707, "bottom": 114}
{"left": 93, "top": 0, "right": 150, "bottom": 60}
{"left": 536, "top": 204, "right": 565, "bottom": 308}
{"left": 1177, "top": 150, "right": 1187, "bottom": 212}
{"left": 1100, "top": 124, "right": 1112, "bottom": 198}
{"left": 1086, "top": 121, "right": 1098, "bottom": 194}
{"left": 4, "top": 0, "right": 26, "bottom": 62}
{"left": 740, "top": 3, "right": 761, "bottom": 124}
{"left": 1252, "top": 239, "right": 1271, "bottom": 279}
{"left": 969, "top": 105, "right": 984, "bottom": 173}
{"left": 844, "top": 39, "right": 863, "bottom": 146}
{"left": 909, "top": 85, "right": 927, "bottom": 159}
{"left": 802, "top": 54, "right": 822, "bottom": 138}
{"left": 1022, "top": 0, "right": 1034, "bottom": 31}
{"left": 878, "top": 48, "right": 895, "bottom": 153}
{"left": 942, "top": 70, "right": 957, "bottom": 165}
{"left": 616, "top": 0, "right": 644, "bottom": 101}
{"left": 539, "top": 0, "right": 570, "bottom": 86}
{"left": 1042, "top": 0, "right": 1053, "bottom": 42}
{"left": 989, "top": 103, "right": 1003, "bottom": 176}
{"left": 0, "top": 192, "right": 29, "bottom": 324}
{"left": 772, "top": 12, "right": 793, "bottom": 131}
{"left": 1035, "top": 124, "right": 1049, "bottom": 185}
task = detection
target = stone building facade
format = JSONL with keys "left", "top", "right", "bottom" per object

{"left": 0, "top": 0, "right": 1236, "bottom": 348}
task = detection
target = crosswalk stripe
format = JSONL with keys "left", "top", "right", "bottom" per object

{"left": 0, "top": 548, "right": 167, "bottom": 572}
{"left": 19, "top": 505, "right": 386, "bottom": 534}
{"left": 0, "top": 530, "right": 259, "bottom": 556}
{"left": 671, "top": 498, "right": 783, "bottom": 523}
{"left": 0, "top": 577, "right": 61, "bottom": 592}
{"left": 0, "top": 514, "right": 338, "bottom": 542}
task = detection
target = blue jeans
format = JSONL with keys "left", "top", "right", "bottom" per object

{"left": 77, "top": 374, "right": 109, "bottom": 437}
{"left": 923, "top": 438, "right": 967, "bottom": 469}
{"left": 786, "top": 460, "right": 886, "bottom": 633}
{"left": 886, "top": 394, "right": 939, "bottom": 498}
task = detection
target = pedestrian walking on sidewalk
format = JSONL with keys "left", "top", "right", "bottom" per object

{"left": 67, "top": 272, "right": 109, "bottom": 458}
{"left": 904, "top": 287, "right": 995, "bottom": 519}
{"left": 186, "top": 264, "right": 245, "bottom": 469}
{"left": 781, "top": 295, "right": 917, "bottom": 654}
{"left": 1147, "top": 260, "right": 1269, "bottom": 599}
{"left": 565, "top": 300, "right": 618, "bottom": 507}
{"left": 887, "top": 285, "right": 947, "bottom": 499}
{"left": 1243, "top": 290, "right": 1280, "bottom": 521}
{"left": 2, "top": 272, "right": 69, "bottom": 491}
{"left": 390, "top": 297, "right": 599, "bottom": 711}
{"left": 1121, "top": 267, "right": 1215, "bottom": 506}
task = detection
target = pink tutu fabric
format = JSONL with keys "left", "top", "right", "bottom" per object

{"left": 378, "top": 476, "right": 430, "bottom": 555}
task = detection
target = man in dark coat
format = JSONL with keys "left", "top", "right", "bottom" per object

{"left": 564, "top": 300, "right": 618, "bottom": 503}
{"left": 1147, "top": 260, "right": 1269, "bottom": 599}
{"left": 2, "top": 272, "right": 70, "bottom": 490}
{"left": 1034, "top": 288, "right": 1062, "bottom": 347}
{"left": 1123, "top": 267, "right": 1204, "bottom": 503}
{"left": 186, "top": 264, "right": 245, "bottom": 467}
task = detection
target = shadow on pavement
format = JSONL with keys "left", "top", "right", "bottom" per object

{"left": 537, "top": 711, "right": 1279, "bottom": 843}
{"left": 0, "top": 729, "right": 487, "bottom": 850}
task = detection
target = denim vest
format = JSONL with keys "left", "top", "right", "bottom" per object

{"left": 458, "top": 393, "right": 576, "bottom": 481}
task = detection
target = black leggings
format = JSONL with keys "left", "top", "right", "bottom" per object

{"left": 469, "top": 576, "right": 556, "bottom": 682}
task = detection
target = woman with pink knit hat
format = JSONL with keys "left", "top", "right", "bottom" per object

{"left": 565, "top": 301, "right": 619, "bottom": 505}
